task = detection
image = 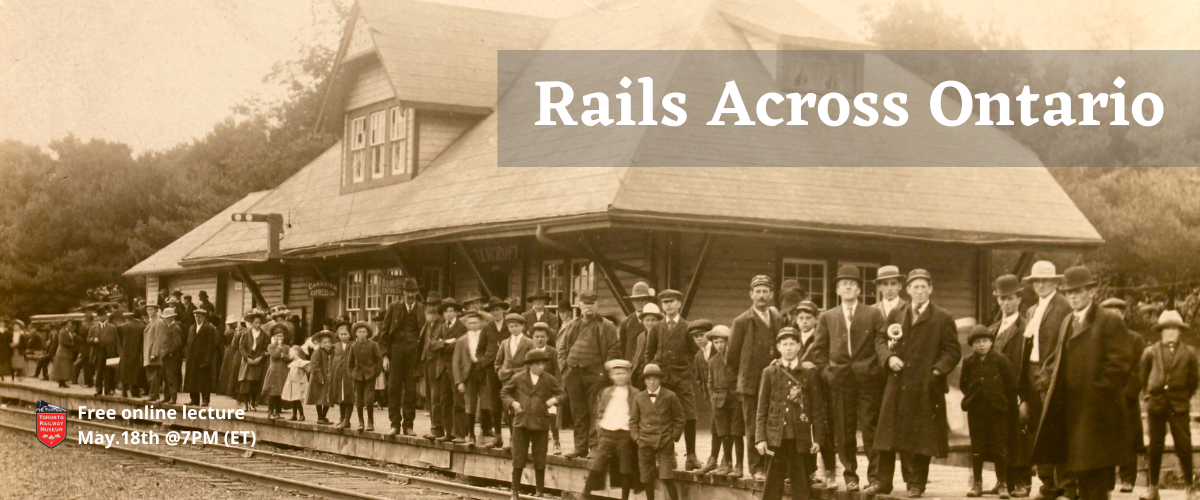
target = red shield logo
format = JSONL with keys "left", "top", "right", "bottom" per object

{"left": 35, "top": 400, "right": 67, "bottom": 448}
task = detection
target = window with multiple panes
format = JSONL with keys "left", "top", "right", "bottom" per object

{"left": 782, "top": 258, "right": 827, "bottom": 309}
{"left": 350, "top": 117, "right": 367, "bottom": 183}
{"left": 345, "top": 271, "right": 364, "bottom": 321}
{"left": 389, "top": 106, "right": 409, "bottom": 176}
{"left": 344, "top": 103, "right": 414, "bottom": 189}
{"left": 541, "top": 261, "right": 565, "bottom": 308}
{"left": 365, "top": 270, "right": 383, "bottom": 315}
{"left": 570, "top": 260, "right": 596, "bottom": 306}
{"left": 840, "top": 261, "right": 880, "bottom": 305}
{"left": 369, "top": 111, "right": 386, "bottom": 179}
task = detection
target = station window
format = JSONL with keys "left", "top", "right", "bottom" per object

{"left": 541, "top": 261, "right": 565, "bottom": 308}
{"left": 570, "top": 260, "right": 595, "bottom": 306}
{"left": 345, "top": 271, "right": 364, "bottom": 322}
{"left": 782, "top": 258, "right": 827, "bottom": 309}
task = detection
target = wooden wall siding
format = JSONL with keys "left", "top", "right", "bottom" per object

{"left": 520, "top": 232, "right": 649, "bottom": 319}
{"left": 417, "top": 111, "right": 478, "bottom": 170}
{"left": 890, "top": 242, "right": 977, "bottom": 320}
{"left": 346, "top": 61, "right": 395, "bottom": 112}
{"left": 682, "top": 234, "right": 777, "bottom": 324}
{"left": 242, "top": 273, "right": 283, "bottom": 312}
{"left": 285, "top": 271, "right": 315, "bottom": 315}
{"left": 162, "top": 272, "right": 219, "bottom": 308}
{"left": 146, "top": 277, "right": 159, "bottom": 305}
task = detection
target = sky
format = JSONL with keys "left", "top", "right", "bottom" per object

{"left": 0, "top": 0, "right": 1197, "bottom": 153}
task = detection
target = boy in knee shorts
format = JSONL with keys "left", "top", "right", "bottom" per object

{"left": 501, "top": 349, "right": 564, "bottom": 499}
{"left": 632, "top": 364, "right": 685, "bottom": 500}
{"left": 583, "top": 359, "right": 641, "bottom": 500}
{"left": 704, "top": 325, "right": 744, "bottom": 477}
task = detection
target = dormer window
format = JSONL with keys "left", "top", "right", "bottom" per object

{"left": 369, "top": 110, "right": 386, "bottom": 179}
{"left": 350, "top": 116, "right": 367, "bottom": 182}
{"left": 389, "top": 106, "right": 409, "bottom": 176}
{"left": 780, "top": 50, "right": 863, "bottom": 95}
{"left": 343, "top": 101, "right": 416, "bottom": 192}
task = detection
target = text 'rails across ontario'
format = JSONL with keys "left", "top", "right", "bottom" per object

{"left": 534, "top": 77, "right": 1164, "bottom": 128}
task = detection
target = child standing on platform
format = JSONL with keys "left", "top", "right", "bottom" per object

{"left": 307, "top": 330, "right": 335, "bottom": 424}
{"left": 756, "top": 327, "right": 823, "bottom": 500}
{"left": 282, "top": 345, "right": 310, "bottom": 421}
{"left": 582, "top": 359, "right": 642, "bottom": 500}
{"left": 262, "top": 325, "right": 292, "bottom": 419}
{"left": 530, "top": 323, "right": 563, "bottom": 454}
{"left": 348, "top": 322, "right": 383, "bottom": 431}
{"left": 502, "top": 349, "right": 564, "bottom": 499}
{"left": 961, "top": 325, "right": 1015, "bottom": 498}
{"left": 1140, "top": 310, "right": 1199, "bottom": 500}
{"left": 704, "top": 325, "right": 743, "bottom": 478}
{"left": 631, "top": 363, "right": 685, "bottom": 500}
{"left": 331, "top": 321, "right": 356, "bottom": 429}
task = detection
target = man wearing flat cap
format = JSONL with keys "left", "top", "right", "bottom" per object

{"left": 812, "top": 265, "right": 891, "bottom": 493}
{"left": 558, "top": 290, "right": 620, "bottom": 458}
{"left": 989, "top": 275, "right": 1034, "bottom": 496}
{"left": 727, "top": 274, "right": 785, "bottom": 481}
{"left": 1031, "top": 266, "right": 1132, "bottom": 500}
{"left": 646, "top": 288, "right": 703, "bottom": 470}
{"left": 380, "top": 277, "right": 426, "bottom": 436}
{"left": 874, "top": 269, "right": 962, "bottom": 498}
{"left": 1100, "top": 297, "right": 1146, "bottom": 493}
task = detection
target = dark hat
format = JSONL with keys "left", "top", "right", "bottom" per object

{"left": 776, "top": 327, "right": 800, "bottom": 342}
{"left": 488, "top": 296, "right": 510, "bottom": 310}
{"left": 310, "top": 330, "right": 335, "bottom": 343}
{"left": 1154, "top": 310, "right": 1189, "bottom": 331}
{"left": 780, "top": 279, "right": 801, "bottom": 293}
{"left": 269, "top": 304, "right": 290, "bottom": 317}
{"left": 687, "top": 319, "right": 714, "bottom": 337}
{"left": 907, "top": 269, "right": 933, "bottom": 285}
{"left": 557, "top": 299, "right": 573, "bottom": 310}
{"left": 523, "top": 349, "right": 551, "bottom": 365}
{"left": 1059, "top": 266, "right": 1097, "bottom": 291}
{"left": 1100, "top": 297, "right": 1128, "bottom": 309}
{"left": 657, "top": 289, "right": 683, "bottom": 302}
{"left": 968, "top": 324, "right": 995, "bottom": 344}
{"left": 172, "top": 290, "right": 183, "bottom": 296}
{"left": 526, "top": 289, "right": 552, "bottom": 302}
{"left": 750, "top": 275, "right": 773, "bottom": 289}
{"left": 504, "top": 313, "right": 526, "bottom": 325}
{"left": 350, "top": 321, "right": 374, "bottom": 335}
{"left": 437, "top": 297, "right": 462, "bottom": 314}
{"left": 198, "top": 290, "right": 209, "bottom": 298}
{"left": 705, "top": 325, "right": 731, "bottom": 341}
{"left": 461, "top": 311, "right": 482, "bottom": 321}
{"left": 779, "top": 289, "right": 803, "bottom": 315}
{"left": 642, "top": 363, "right": 664, "bottom": 378}
{"left": 530, "top": 322, "right": 554, "bottom": 335}
{"left": 424, "top": 291, "right": 443, "bottom": 305}
{"left": 462, "top": 291, "right": 486, "bottom": 305}
{"left": 402, "top": 277, "right": 421, "bottom": 291}
{"left": 333, "top": 319, "right": 353, "bottom": 333}
{"left": 835, "top": 265, "right": 861, "bottom": 284}
{"left": 875, "top": 265, "right": 904, "bottom": 283}
{"left": 625, "top": 282, "right": 656, "bottom": 300}
{"left": 577, "top": 290, "right": 599, "bottom": 303}
{"left": 992, "top": 274, "right": 1023, "bottom": 297}
{"left": 270, "top": 323, "right": 290, "bottom": 336}
{"left": 796, "top": 300, "right": 820, "bottom": 316}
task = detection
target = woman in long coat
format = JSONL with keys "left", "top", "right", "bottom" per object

{"left": 328, "top": 321, "right": 356, "bottom": 428}
{"left": 306, "top": 331, "right": 335, "bottom": 424}
{"left": 218, "top": 319, "right": 247, "bottom": 398}
{"left": 182, "top": 310, "right": 220, "bottom": 404}
{"left": 51, "top": 323, "right": 77, "bottom": 386}
{"left": 238, "top": 310, "right": 270, "bottom": 411}
{"left": 873, "top": 292, "right": 962, "bottom": 472}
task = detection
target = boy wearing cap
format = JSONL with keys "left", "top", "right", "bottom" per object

{"left": 795, "top": 300, "right": 836, "bottom": 488}
{"left": 632, "top": 363, "right": 685, "bottom": 500}
{"left": 989, "top": 275, "right": 1033, "bottom": 496}
{"left": 756, "top": 327, "right": 823, "bottom": 500}
{"left": 497, "top": 313, "right": 535, "bottom": 449}
{"left": 1139, "top": 310, "right": 1198, "bottom": 500}
{"left": 961, "top": 325, "right": 1016, "bottom": 498}
{"left": 529, "top": 323, "right": 563, "bottom": 453}
{"left": 704, "top": 325, "right": 744, "bottom": 477}
{"left": 453, "top": 310, "right": 496, "bottom": 444}
{"left": 502, "top": 349, "right": 565, "bottom": 499}
{"left": 621, "top": 282, "right": 656, "bottom": 364}
{"left": 584, "top": 359, "right": 641, "bottom": 500}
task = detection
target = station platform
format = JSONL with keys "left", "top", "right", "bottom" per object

{"left": 0, "top": 377, "right": 1186, "bottom": 500}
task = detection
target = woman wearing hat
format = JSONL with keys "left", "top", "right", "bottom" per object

{"left": 238, "top": 309, "right": 270, "bottom": 411}
{"left": 306, "top": 329, "right": 336, "bottom": 424}
{"left": 217, "top": 316, "right": 247, "bottom": 399}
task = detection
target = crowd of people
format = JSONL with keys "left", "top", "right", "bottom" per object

{"left": 5, "top": 262, "right": 1195, "bottom": 500}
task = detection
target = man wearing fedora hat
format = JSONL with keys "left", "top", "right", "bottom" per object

{"left": 558, "top": 290, "right": 620, "bottom": 458}
{"left": 621, "top": 282, "right": 656, "bottom": 362}
{"left": 989, "top": 275, "right": 1034, "bottom": 496}
{"left": 524, "top": 289, "right": 560, "bottom": 342}
{"left": 483, "top": 296, "right": 512, "bottom": 448}
{"left": 1019, "top": 261, "right": 1074, "bottom": 500}
{"left": 159, "top": 306, "right": 186, "bottom": 405}
{"left": 1031, "top": 266, "right": 1133, "bottom": 500}
{"left": 874, "top": 269, "right": 962, "bottom": 498}
{"left": 727, "top": 274, "right": 784, "bottom": 481}
{"left": 380, "top": 277, "right": 425, "bottom": 436}
{"left": 1139, "top": 310, "right": 1198, "bottom": 500}
{"left": 424, "top": 297, "right": 466, "bottom": 441}
{"left": 142, "top": 302, "right": 169, "bottom": 402}
{"left": 812, "top": 265, "right": 891, "bottom": 493}
{"left": 874, "top": 266, "right": 908, "bottom": 320}
{"left": 1100, "top": 297, "right": 1147, "bottom": 493}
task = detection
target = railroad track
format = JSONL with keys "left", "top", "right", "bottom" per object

{"left": 0, "top": 406, "right": 534, "bottom": 500}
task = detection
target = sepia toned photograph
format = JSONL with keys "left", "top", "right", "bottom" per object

{"left": 2, "top": 1, "right": 1199, "bottom": 500}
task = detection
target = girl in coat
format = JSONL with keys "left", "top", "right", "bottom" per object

{"left": 306, "top": 330, "right": 335, "bottom": 424}
{"left": 282, "top": 345, "right": 310, "bottom": 421}
{"left": 218, "top": 319, "right": 246, "bottom": 399}
{"left": 261, "top": 325, "right": 292, "bottom": 419}
{"left": 330, "top": 321, "right": 356, "bottom": 429}
{"left": 348, "top": 322, "right": 383, "bottom": 431}
{"left": 51, "top": 322, "right": 77, "bottom": 387}
{"left": 238, "top": 310, "right": 269, "bottom": 412}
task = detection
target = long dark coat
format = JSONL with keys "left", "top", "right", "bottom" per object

{"left": 727, "top": 307, "right": 784, "bottom": 395}
{"left": 328, "top": 341, "right": 355, "bottom": 404}
{"left": 0, "top": 329, "right": 12, "bottom": 376}
{"left": 217, "top": 328, "right": 245, "bottom": 396}
{"left": 118, "top": 318, "right": 146, "bottom": 385}
{"left": 991, "top": 314, "right": 1034, "bottom": 467}
{"left": 182, "top": 323, "right": 219, "bottom": 393}
{"left": 618, "top": 313, "right": 645, "bottom": 363}
{"left": 50, "top": 329, "right": 76, "bottom": 382}
{"left": 500, "top": 370, "right": 565, "bottom": 430}
{"left": 261, "top": 343, "right": 291, "bottom": 397}
{"left": 1031, "top": 304, "right": 1132, "bottom": 472}
{"left": 306, "top": 345, "right": 334, "bottom": 406}
{"left": 238, "top": 329, "right": 269, "bottom": 382}
{"left": 874, "top": 302, "right": 962, "bottom": 458}
{"left": 646, "top": 317, "right": 698, "bottom": 387}
{"left": 88, "top": 322, "right": 120, "bottom": 365}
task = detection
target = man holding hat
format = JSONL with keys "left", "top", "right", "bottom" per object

{"left": 558, "top": 290, "right": 620, "bottom": 458}
{"left": 425, "top": 296, "right": 465, "bottom": 441}
{"left": 380, "top": 277, "right": 425, "bottom": 436}
{"left": 183, "top": 308, "right": 220, "bottom": 406}
{"left": 524, "top": 289, "right": 561, "bottom": 343}
{"left": 1100, "top": 297, "right": 1146, "bottom": 493}
{"left": 727, "top": 274, "right": 784, "bottom": 481}
{"left": 88, "top": 309, "right": 120, "bottom": 396}
{"left": 990, "top": 275, "right": 1034, "bottom": 496}
{"left": 874, "top": 269, "right": 962, "bottom": 498}
{"left": 812, "top": 265, "right": 890, "bottom": 493}
{"left": 646, "top": 288, "right": 703, "bottom": 470}
{"left": 621, "top": 282, "right": 656, "bottom": 363}
{"left": 1031, "top": 266, "right": 1132, "bottom": 500}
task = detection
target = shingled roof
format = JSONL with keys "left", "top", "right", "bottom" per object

{"left": 124, "top": 191, "right": 269, "bottom": 276}
{"left": 128, "top": 0, "right": 1101, "bottom": 274}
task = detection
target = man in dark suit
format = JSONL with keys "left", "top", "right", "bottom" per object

{"left": 523, "top": 290, "right": 561, "bottom": 345}
{"left": 647, "top": 288, "right": 701, "bottom": 470}
{"left": 727, "top": 274, "right": 784, "bottom": 481}
{"left": 380, "top": 278, "right": 426, "bottom": 436}
{"left": 160, "top": 307, "right": 185, "bottom": 405}
{"left": 990, "top": 275, "right": 1033, "bottom": 497}
{"left": 88, "top": 310, "right": 120, "bottom": 396}
{"left": 1021, "top": 261, "right": 1074, "bottom": 500}
{"left": 424, "top": 297, "right": 465, "bottom": 441}
{"left": 631, "top": 363, "right": 685, "bottom": 500}
{"left": 619, "top": 282, "right": 655, "bottom": 362}
{"left": 183, "top": 309, "right": 219, "bottom": 406}
{"left": 812, "top": 265, "right": 890, "bottom": 493}
{"left": 1032, "top": 266, "right": 1133, "bottom": 500}
{"left": 1100, "top": 297, "right": 1146, "bottom": 493}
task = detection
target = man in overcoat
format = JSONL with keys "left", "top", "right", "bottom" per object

{"left": 1100, "top": 297, "right": 1146, "bottom": 493}
{"left": 875, "top": 269, "right": 962, "bottom": 498}
{"left": 811, "top": 265, "right": 891, "bottom": 493}
{"left": 183, "top": 308, "right": 219, "bottom": 406}
{"left": 1021, "top": 261, "right": 1074, "bottom": 500}
{"left": 726, "top": 274, "right": 784, "bottom": 481}
{"left": 620, "top": 282, "right": 655, "bottom": 362}
{"left": 424, "top": 296, "right": 464, "bottom": 441}
{"left": 646, "top": 288, "right": 702, "bottom": 470}
{"left": 161, "top": 307, "right": 185, "bottom": 405}
{"left": 117, "top": 310, "right": 146, "bottom": 397}
{"left": 1031, "top": 266, "right": 1132, "bottom": 500}
{"left": 88, "top": 309, "right": 120, "bottom": 396}
{"left": 379, "top": 278, "right": 425, "bottom": 436}
{"left": 990, "top": 275, "right": 1033, "bottom": 496}
{"left": 143, "top": 303, "right": 167, "bottom": 402}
